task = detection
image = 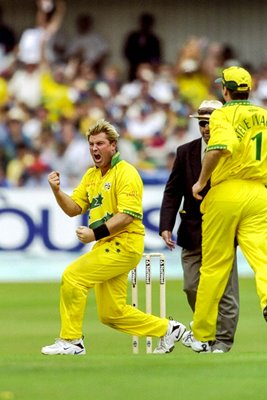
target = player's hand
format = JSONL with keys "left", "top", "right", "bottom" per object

{"left": 76, "top": 226, "right": 94, "bottom": 244}
{"left": 48, "top": 171, "right": 60, "bottom": 191}
{"left": 161, "top": 230, "right": 175, "bottom": 251}
{"left": 192, "top": 181, "right": 205, "bottom": 200}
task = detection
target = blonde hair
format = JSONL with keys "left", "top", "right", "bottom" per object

{"left": 87, "top": 119, "right": 120, "bottom": 143}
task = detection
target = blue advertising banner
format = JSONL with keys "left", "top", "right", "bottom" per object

{"left": 0, "top": 187, "right": 251, "bottom": 281}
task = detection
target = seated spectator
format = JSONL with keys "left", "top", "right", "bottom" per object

{"left": 22, "top": 148, "right": 51, "bottom": 187}
{"left": 0, "top": 107, "right": 31, "bottom": 161}
{"left": 51, "top": 117, "right": 92, "bottom": 187}
{"left": 0, "top": 163, "right": 11, "bottom": 187}
{"left": 6, "top": 142, "right": 34, "bottom": 186}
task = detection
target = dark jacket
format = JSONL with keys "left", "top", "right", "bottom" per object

{"left": 159, "top": 138, "right": 209, "bottom": 250}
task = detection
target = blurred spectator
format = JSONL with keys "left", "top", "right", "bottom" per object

{"left": 125, "top": 100, "right": 166, "bottom": 161}
{"left": 220, "top": 44, "right": 239, "bottom": 67}
{"left": 67, "top": 13, "right": 109, "bottom": 75}
{"left": 8, "top": 60, "right": 43, "bottom": 109}
{"left": 51, "top": 118, "right": 92, "bottom": 187}
{"left": 251, "top": 63, "right": 267, "bottom": 107}
{"left": 8, "top": 1, "right": 66, "bottom": 110}
{"left": 0, "top": 163, "right": 11, "bottom": 187}
{"left": 164, "top": 123, "right": 191, "bottom": 154}
{"left": 1, "top": 18, "right": 260, "bottom": 189}
{"left": 0, "top": 146, "right": 10, "bottom": 187}
{"left": 18, "top": 0, "right": 66, "bottom": 65}
{"left": 40, "top": 60, "right": 78, "bottom": 122}
{"left": 175, "top": 37, "right": 212, "bottom": 109}
{"left": 6, "top": 142, "right": 33, "bottom": 186}
{"left": 123, "top": 12, "right": 162, "bottom": 81}
{"left": 0, "top": 6, "right": 16, "bottom": 107}
{"left": 0, "top": 75, "right": 9, "bottom": 107}
{"left": 22, "top": 148, "right": 51, "bottom": 187}
{"left": 0, "top": 106, "right": 31, "bottom": 161}
{"left": 0, "top": 5, "right": 16, "bottom": 56}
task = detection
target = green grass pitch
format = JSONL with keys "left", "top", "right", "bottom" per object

{"left": 0, "top": 278, "right": 267, "bottom": 400}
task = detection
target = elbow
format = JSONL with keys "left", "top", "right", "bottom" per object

{"left": 67, "top": 212, "right": 80, "bottom": 218}
{"left": 66, "top": 205, "right": 82, "bottom": 218}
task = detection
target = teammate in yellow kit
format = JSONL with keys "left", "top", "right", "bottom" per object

{"left": 41, "top": 119, "right": 186, "bottom": 355}
{"left": 191, "top": 66, "right": 267, "bottom": 352}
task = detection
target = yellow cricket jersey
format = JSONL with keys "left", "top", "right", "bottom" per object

{"left": 40, "top": 71, "right": 75, "bottom": 122}
{"left": 207, "top": 100, "right": 267, "bottom": 186}
{"left": 0, "top": 77, "right": 8, "bottom": 106}
{"left": 70, "top": 152, "right": 145, "bottom": 238}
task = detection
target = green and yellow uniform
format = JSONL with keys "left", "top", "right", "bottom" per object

{"left": 193, "top": 100, "right": 267, "bottom": 342}
{"left": 71, "top": 152, "right": 145, "bottom": 238}
{"left": 60, "top": 152, "right": 168, "bottom": 339}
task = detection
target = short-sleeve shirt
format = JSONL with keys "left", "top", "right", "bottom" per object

{"left": 71, "top": 152, "right": 145, "bottom": 238}
{"left": 207, "top": 100, "right": 267, "bottom": 186}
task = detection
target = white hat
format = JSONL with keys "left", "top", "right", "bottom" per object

{"left": 190, "top": 100, "right": 223, "bottom": 119}
{"left": 7, "top": 107, "right": 26, "bottom": 121}
{"left": 18, "top": 29, "right": 43, "bottom": 64}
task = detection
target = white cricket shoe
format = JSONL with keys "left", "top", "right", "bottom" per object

{"left": 153, "top": 320, "right": 186, "bottom": 354}
{"left": 191, "top": 337, "right": 211, "bottom": 353}
{"left": 212, "top": 349, "right": 224, "bottom": 353}
{"left": 181, "top": 321, "right": 193, "bottom": 348}
{"left": 41, "top": 338, "right": 86, "bottom": 355}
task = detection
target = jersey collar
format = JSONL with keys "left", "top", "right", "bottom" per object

{"left": 223, "top": 100, "right": 252, "bottom": 107}
{"left": 111, "top": 151, "right": 121, "bottom": 167}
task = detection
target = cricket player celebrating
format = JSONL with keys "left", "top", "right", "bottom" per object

{"left": 41, "top": 119, "right": 186, "bottom": 355}
{"left": 191, "top": 66, "right": 267, "bottom": 352}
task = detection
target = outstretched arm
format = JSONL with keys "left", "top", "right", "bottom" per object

{"left": 36, "top": 0, "right": 66, "bottom": 36}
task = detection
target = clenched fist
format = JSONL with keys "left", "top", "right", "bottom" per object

{"left": 48, "top": 171, "right": 60, "bottom": 191}
{"left": 76, "top": 226, "right": 95, "bottom": 244}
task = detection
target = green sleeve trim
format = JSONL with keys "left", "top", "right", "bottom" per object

{"left": 89, "top": 213, "right": 113, "bottom": 229}
{"left": 123, "top": 210, "right": 143, "bottom": 219}
{"left": 207, "top": 144, "right": 228, "bottom": 151}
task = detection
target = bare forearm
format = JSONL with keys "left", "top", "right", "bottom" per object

{"left": 192, "top": 150, "right": 222, "bottom": 200}
{"left": 76, "top": 213, "right": 134, "bottom": 244}
{"left": 47, "top": 0, "right": 66, "bottom": 35}
{"left": 52, "top": 189, "right": 81, "bottom": 217}
{"left": 105, "top": 213, "right": 134, "bottom": 235}
{"left": 199, "top": 150, "right": 222, "bottom": 186}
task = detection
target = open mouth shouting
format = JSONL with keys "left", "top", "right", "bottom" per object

{"left": 93, "top": 153, "right": 102, "bottom": 164}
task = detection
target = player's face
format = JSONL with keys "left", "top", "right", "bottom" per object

{"left": 198, "top": 119, "right": 210, "bottom": 144}
{"left": 89, "top": 132, "right": 117, "bottom": 175}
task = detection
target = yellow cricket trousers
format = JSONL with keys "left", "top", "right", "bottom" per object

{"left": 193, "top": 180, "right": 267, "bottom": 342}
{"left": 59, "top": 232, "right": 168, "bottom": 339}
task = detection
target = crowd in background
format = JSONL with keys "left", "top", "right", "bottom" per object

{"left": 1, "top": 0, "right": 267, "bottom": 188}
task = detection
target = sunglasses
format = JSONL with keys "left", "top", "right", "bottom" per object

{"left": 199, "top": 120, "right": 209, "bottom": 128}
